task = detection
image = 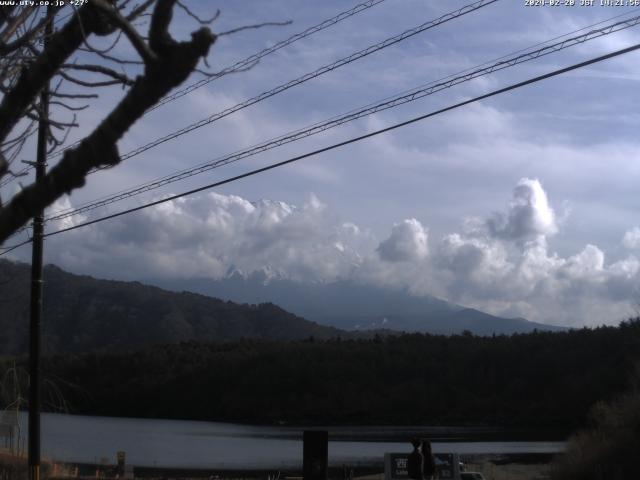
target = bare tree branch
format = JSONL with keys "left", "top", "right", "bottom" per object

{"left": 90, "top": 0, "right": 158, "bottom": 63}
{"left": 0, "top": 0, "right": 216, "bottom": 242}
{"left": 47, "top": 114, "right": 77, "bottom": 152}
{"left": 59, "top": 70, "right": 124, "bottom": 88}
{"left": 49, "top": 100, "right": 90, "bottom": 112}
{"left": 0, "top": 7, "right": 16, "bottom": 31}
{"left": 176, "top": 2, "right": 219, "bottom": 25}
{"left": 50, "top": 91, "right": 100, "bottom": 99}
{"left": 0, "top": 7, "right": 33, "bottom": 44}
{"left": 61, "top": 63, "right": 135, "bottom": 86}
{"left": 0, "top": 3, "right": 110, "bottom": 144}
{"left": 0, "top": 154, "right": 7, "bottom": 180}
{"left": 0, "top": 8, "right": 58, "bottom": 56}
{"left": 217, "top": 20, "right": 292, "bottom": 37}
{"left": 125, "top": 0, "right": 156, "bottom": 22}
{"left": 0, "top": 120, "right": 37, "bottom": 148}
{"left": 78, "top": 44, "right": 143, "bottom": 65}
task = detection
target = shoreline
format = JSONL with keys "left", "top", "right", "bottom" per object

{"left": 16, "top": 410, "right": 571, "bottom": 442}
{"left": 4, "top": 447, "right": 558, "bottom": 479}
{"left": 42, "top": 454, "right": 557, "bottom": 480}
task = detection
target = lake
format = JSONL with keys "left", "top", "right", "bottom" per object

{"left": 12, "top": 413, "right": 565, "bottom": 469}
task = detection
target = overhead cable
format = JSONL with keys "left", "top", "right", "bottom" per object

{"left": 50, "top": 0, "right": 499, "bottom": 165}
{"left": 45, "top": 12, "right": 640, "bottom": 223}
{"left": 1, "top": 0, "right": 390, "bottom": 186}
{"left": 150, "top": 0, "right": 389, "bottom": 111}
{"left": 27, "top": 41, "right": 640, "bottom": 243}
{"left": 0, "top": 238, "right": 32, "bottom": 255}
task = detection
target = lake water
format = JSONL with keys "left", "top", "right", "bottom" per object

{"left": 13, "top": 413, "right": 564, "bottom": 469}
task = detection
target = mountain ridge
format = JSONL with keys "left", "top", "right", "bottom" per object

{"left": 0, "top": 259, "right": 566, "bottom": 356}
{"left": 148, "top": 270, "right": 567, "bottom": 335}
{"left": 0, "top": 260, "right": 344, "bottom": 355}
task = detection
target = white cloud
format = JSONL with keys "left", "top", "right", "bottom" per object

{"left": 487, "top": 178, "right": 557, "bottom": 243}
{"left": 46, "top": 197, "right": 87, "bottom": 231}
{"left": 560, "top": 244, "right": 605, "bottom": 280}
{"left": 9, "top": 176, "right": 640, "bottom": 328}
{"left": 623, "top": 227, "right": 640, "bottom": 250}
{"left": 34, "top": 192, "right": 376, "bottom": 283}
{"left": 377, "top": 218, "right": 428, "bottom": 262}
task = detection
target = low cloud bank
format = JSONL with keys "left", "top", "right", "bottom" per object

{"left": 12, "top": 178, "right": 640, "bottom": 327}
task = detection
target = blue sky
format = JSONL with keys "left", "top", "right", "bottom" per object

{"left": 6, "top": 0, "right": 640, "bottom": 326}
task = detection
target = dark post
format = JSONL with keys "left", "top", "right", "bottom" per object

{"left": 117, "top": 451, "right": 126, "bottom": 477}
{"left": 29, "top": 8, "right": 52, "bottom": 480}
{"left": 303, "top": 430, "right": 328, "bottom": 480}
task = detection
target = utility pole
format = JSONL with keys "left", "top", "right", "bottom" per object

{"left": 29, "top": 8, "right": 52, "bottom": 480}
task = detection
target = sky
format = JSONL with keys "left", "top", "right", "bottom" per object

{"left": 5, "top": 0, "right": 640, "bottom": 327}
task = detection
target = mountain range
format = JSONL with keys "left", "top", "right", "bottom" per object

{"left": 149, "top": 269, "right": 566, "bottom": 336}
{"left": 0, "top": 260, "right": 565, "bottom": 355}
{"left": 0, "top": 260, "right": 341, "bottom": 355}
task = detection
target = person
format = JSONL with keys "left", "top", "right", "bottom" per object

{"left": 421, "top": 439, "right": 436, "bottom": 480}
{"left": 407, "top": 438, "right": 424, "bottom": 480}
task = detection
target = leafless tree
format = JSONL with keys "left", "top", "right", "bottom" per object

{"left": 0, "top": 0, "right": 222, "bottom": 244}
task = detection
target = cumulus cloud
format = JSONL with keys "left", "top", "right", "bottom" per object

{"left": 487, "top": 178, "right": 557, "bottom": 243}
{"left": 46, "top": 197, "right": 87, "bottom": 230}
{"left": 31, "top": 192, "right": 376, "bottom": 283}
{"left": 425, "top": 232, "right": 634, "bottom": 326}
{"left": 377, "top": 218, "right": 428, "bottom": 262}
{"left": 10, "top": 178, "right": 640, "bottom": 327}
{"left": 367, "top": 178, "right": 639, "bottom": 326}
{"left": 623, "top": 227, "right": 640, "bottom": 250}
{"left": 561, "top": 245, "right": 605, "bottom": 279}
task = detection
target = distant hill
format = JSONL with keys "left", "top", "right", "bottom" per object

{"left": 0, "top": 260, "right": 344, "bottom": 355}
{"left": 149, "top": 271, "right": 567, "bottom": 336}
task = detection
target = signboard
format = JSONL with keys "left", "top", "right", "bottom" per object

{"left": 387, "top": 453, "right": 409, "bottom": 478}
{"left": 384, "top": 453, "right": 460, "bottom": 480}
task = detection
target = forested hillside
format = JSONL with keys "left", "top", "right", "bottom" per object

{"left": 151, "top": 271, "right": 567, "bottom": 335}
{"left": 12, "top": 320, "right": 639, "bottom": 429}
{"left": 0, "top": 260, "right": 343, "bottom": 354}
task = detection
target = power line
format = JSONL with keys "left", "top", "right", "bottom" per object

{"left": 6, "top": 0, "right": 496, "bottom": 210}
{"left": 0, "top": 238, "right": 32, "bottom": 255}
{"left": 45, "top": 0, "right": 389, "bottom": 161}
{"left": 1, "top": 0, "right": 390, "bottom": 186}
{"left": 52, "top": 0, "right": 499, "bottom": 166}
{"left": 12, "top": 3, "right": 634, "bottom": 196}
{"left": 0, "top": 168, "right": 30, "bottom": 188}
{"left": 149, "top": 0, "right": 388, "bottom": 112}
{"left": 26, "top": 41, "right": 640, "bottom": 243}
{"left": 3, "top": 40, "right": 638, "bottom": 252}
{"left": 44, "top": 12, "right": 640, "bottom": 223}
{"left": 0, "top": 5, "right": 67, "bottom": 190}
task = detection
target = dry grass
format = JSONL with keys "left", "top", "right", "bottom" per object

{"left": 465, "top": 460, "right": 551, "bottom": 480}
{"left": 352, "top": 460, "right": 552, "bottom": 480}
{"left": 550, "top": 390, "right": 640, "bottom": 480}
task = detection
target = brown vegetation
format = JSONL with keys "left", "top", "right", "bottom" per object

{"left": 0, "top": 1, "right": 218, "bottom": 243}
{"left": 551, "top": 386, "right": 640, "bottom": 479}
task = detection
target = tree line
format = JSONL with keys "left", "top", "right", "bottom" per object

{"left": 3, "top": 319, "right": 640, "bottom": 430}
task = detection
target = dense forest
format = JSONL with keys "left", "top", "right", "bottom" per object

{"left": 0, "top": 260, "right": 343, "bottom": 354}
{"left": 4, "top": 320, "right": 639, "bottom": 431}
